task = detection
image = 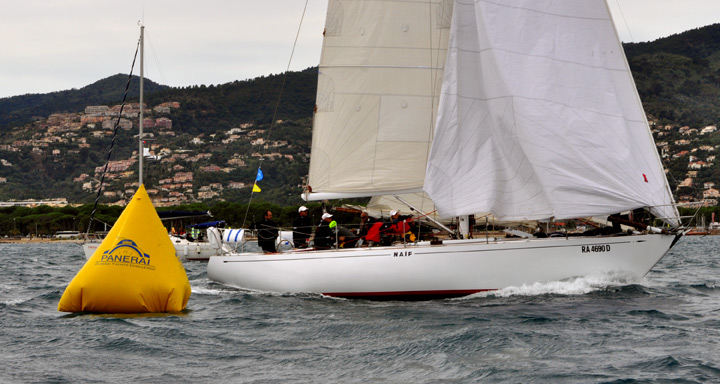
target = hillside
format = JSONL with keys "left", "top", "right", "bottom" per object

{"left": 624, "top": 23, "right": 720, "bottom": 126}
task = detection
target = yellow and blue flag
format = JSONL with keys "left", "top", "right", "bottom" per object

{"left": 253, "top": 168, "right": 263, "bottom": 192}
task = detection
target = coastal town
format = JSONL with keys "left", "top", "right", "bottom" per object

{"left": 0, "top": 99, "right": 310, "bottom": 207}
{"left": 2, "top": 105, "right": 720, "bottom": 213}
{"left": 652, "top": 121, "right": 720, "bottom": 208}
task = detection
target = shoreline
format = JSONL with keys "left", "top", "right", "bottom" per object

{"left": 0, "top": 238, "right": 83, "bottom": 244}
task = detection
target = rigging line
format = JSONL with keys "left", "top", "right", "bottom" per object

{"left": 241, "top": 0, "right": 310, "bottom": 229}
{"left": 84, "top": 37, "right": 141, "bottom": 237}
{"left": 423, "top": 0, "right": 435, "bottom": 196}
{"left": 240, "top": 171, "right": 257, "bottom": 229}
{"left": 613, "top": 0, "right": 634, "bottom": 42}
{"left": 145, "top": 30, "right": 169, "bottom": 86}
{"left": 417, "top": 0, "right": 447, "bottom": 218}
{"left": 261, "top": 0, "right": 310, "bottom": 147}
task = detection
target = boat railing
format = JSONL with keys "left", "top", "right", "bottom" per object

{"left": 226, "top": 220, "right": 655, "bottom": 254}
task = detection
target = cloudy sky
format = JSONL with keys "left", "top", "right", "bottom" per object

{"left": 1, "top": 0, "right": 718, "bottom": 99}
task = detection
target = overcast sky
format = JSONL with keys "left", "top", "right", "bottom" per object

{"left": 1, "top": 0, "right": 718, "bottom": 99}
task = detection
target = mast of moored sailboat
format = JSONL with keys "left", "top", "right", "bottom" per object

{"left": 138, "top": 24, "right": 144, "bottom": 186}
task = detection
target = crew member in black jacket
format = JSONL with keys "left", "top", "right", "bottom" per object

{"left": 293, "top": 206, "right": 312, "bottom": 248}
{"left": 314, "top": 212, "right": 336, "bottom": 249}
{"left": 254, "top": 210, "right": 279, "bottom": 253}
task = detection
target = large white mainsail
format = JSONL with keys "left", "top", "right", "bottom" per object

{"left": 305, "top": 0, "right": 453, "bottom": 200}
{"left": 425, "top": 0, "right": 680, "bottom": 226}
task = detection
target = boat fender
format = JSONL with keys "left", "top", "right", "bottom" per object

{"left": 224, "top": 228, "right": 245, "bottom": 244}
{"left": 207, "top": 227, "right": 224, "bottom": 252}
{"left": 647, "top": 226, "right": 663, "bottom": 234}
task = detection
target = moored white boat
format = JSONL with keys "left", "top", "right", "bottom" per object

{"left": 84, "top": 228, "right": 229, "bottom": 261}
{"left": 82, "top": 239, "right": 102, "bottom": 259}
{"left": 208, "top": 0, "right": 684, "bottom": 298}
{"left": 170, "top": 233, "right": 227, "bottom": 261}
{"left": 83, "top": 213, "right": 228, "bottom": 261}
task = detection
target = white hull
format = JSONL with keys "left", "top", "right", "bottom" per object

{"left": 207, "top": 234, "right": 679, "bottom": 300}
{"left": 82, "top": 241, "right": 101, "bottom": 259}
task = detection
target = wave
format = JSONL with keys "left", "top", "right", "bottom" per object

{"left": 190, "top": 286, "right": 226, "bottom": 296}
{"left": 462, "top": 271, "right": 650, "bottom": 298}
{"left": 1, "top": 298, "right": 27, "bottom": 307}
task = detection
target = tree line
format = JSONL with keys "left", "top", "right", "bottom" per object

{"left": 0, "top": 201, "right": 708, "bottom": 238}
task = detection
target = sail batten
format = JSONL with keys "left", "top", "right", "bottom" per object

{"left": 425, "top": 0, "right": 679, "bottom": 226}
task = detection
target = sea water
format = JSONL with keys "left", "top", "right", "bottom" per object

{"left": 1, "top": 236, "right": 719, "bottom": 383}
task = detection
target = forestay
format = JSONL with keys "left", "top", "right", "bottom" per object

{"left": 425, "top": 0, "right": 680, "bottom": 226}
{"left": 305, "top": 0, "right": 453, "bottom": 200}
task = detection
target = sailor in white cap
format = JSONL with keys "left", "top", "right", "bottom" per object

{"left": 314, "top": 212, "right": 335, "bottom": 249}
{"left": 293, "top": 206, "right": 312, "bottom": 248}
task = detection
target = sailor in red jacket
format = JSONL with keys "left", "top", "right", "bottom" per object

{"left": 388, "top": 210, "right": 416, "bottom": 242}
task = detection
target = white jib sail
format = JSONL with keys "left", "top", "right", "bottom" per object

{"left": 425, "top": 0, "right": 679, "bottom": 226}
{"left": 306, "top": 0, "right": 454, "bottom": 200}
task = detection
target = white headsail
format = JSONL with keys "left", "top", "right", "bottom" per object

{"left": 305, "top": 0, "right": 453, "bottom": 201}
{"left": 425, "top": 0, "right": 680, "bottom": 226}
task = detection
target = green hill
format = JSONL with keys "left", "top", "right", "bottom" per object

{"left": 0, "top": 75, "right": 169, "bottom": 130}
{"left": 624, "top": 23, "right": 720, "bottom": 126}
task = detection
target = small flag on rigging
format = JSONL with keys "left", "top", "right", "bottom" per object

{"left": 253, "top": 168, "right": 263, "bottom": 192}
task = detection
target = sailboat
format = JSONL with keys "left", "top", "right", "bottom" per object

{"left": 207, "top": 0, "right": 684, "bottom": 300}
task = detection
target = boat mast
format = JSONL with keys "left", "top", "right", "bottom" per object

{"left": 138, "top": 25, "right": 145, "bottom": 186}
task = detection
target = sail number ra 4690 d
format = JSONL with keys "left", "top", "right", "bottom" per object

{"left": 581, "top": 244, "right": 611, "bottom": 253}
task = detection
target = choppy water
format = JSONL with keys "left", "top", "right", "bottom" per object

{"left": 1, "top": 236, "right": 719, "bottom": 383}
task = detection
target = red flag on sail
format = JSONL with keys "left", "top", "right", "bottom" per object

{"left": 643, "top": 174, "right": 648, "bottom": 183}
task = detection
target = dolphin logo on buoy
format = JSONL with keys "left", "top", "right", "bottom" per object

{"left": 100, "top": 239, "right": 152, "bottom": 266}
{"left": 103, "top": 239, "right": 150, "bottom": 259}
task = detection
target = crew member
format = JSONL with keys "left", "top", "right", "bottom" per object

{"left": 254, "top": 210, "right": 279, "bottom": 253}
{"left": 314, "top": 213, "right": 336, "bottom": 249}
{"left": 388, "top": 210, "right": 416, "bottom": 242}
{"left": 293, "top": 206, "right": 312, "bottom": 248}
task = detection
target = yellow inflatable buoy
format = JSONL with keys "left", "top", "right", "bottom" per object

{"left": 58, "top": 185, "right": 191, "bottom": 313}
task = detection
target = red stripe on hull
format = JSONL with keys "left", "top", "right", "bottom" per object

{"left": 322, "top": 289, "right": 496, "bottom": 301}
